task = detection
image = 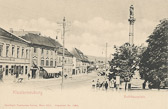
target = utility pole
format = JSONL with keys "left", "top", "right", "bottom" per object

{"left": 62, "top": 17, "right": 66, "bottom": 90}
{"left": 57, "top": 17, "right": 70, "bottom": 90}
{"left": 57, "top": 17, "right": 66, "bottom": 90}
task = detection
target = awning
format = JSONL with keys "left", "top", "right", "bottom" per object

{"left": 43, "top": 67, "right": 62, "bottom": 74}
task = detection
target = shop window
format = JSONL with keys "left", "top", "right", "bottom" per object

{"left": 11, "top": 66, "right": 14, "bottom": 75}
{"left": 5, "top": 65, "right": 8, "bottom": 75}
{"left": 21, "top": 66, "right": 24, "bottom": 74}
{"left": 25, "top": 66, "right": 28, "bottom": 74}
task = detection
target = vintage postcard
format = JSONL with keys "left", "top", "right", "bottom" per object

{"left": 0, "top": 0, "right": 168, "bottom": 109}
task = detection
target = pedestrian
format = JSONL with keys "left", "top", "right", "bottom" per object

{"left": 92, "top": 80, "right": 95, "bottom": 88}
{"left": 146, "top": 81, "right": 149, "bottom": 89}
{"left": 28, "top": 73, "right": 30, "bottom": 80}
{"left": 105, "top": 81, "right": 108, "bottom": 91}
{"left": 102, "top": 81, "right": 105, "bottom": 90}
{"left": 110, "top": 79, "right": 114, "bottom": 88}
{"left": 96, "top": 79, "right": 100, "bottom": 89}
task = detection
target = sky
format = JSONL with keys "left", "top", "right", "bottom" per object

{"left": 0, "top": 0, "right": 168, "bottom": 57}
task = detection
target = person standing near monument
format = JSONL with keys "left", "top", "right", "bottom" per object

{"left": 105, "top": 81, "right": 108, "bottom": 91}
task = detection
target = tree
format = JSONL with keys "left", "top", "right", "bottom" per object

{"left": 139, "top": 19, "right": 168, "bottom": 89}
{"left": 109, "top": 43, "right": 144, "bottom": 90}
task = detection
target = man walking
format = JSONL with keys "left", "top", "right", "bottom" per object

{"left": 105, "top": 81, "right": 108, "bottom": 91}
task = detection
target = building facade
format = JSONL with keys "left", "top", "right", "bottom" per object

{"left": 71, "top": 48, "right": 90, "bottom": 74}
{"left": 0, "top": 27, "right": 30, "bottom": 81}
{"left": 20, "top": 33, "right": 62, "bottom": 79}
{"left": 57, "top": 48, "right": 74, "bottom": 77}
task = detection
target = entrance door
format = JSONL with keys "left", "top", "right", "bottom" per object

{"left": 32, "top": 70, "right": 36, "bottom": 79}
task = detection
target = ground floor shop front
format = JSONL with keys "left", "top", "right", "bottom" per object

{"left": 0, "top": 63, "right": 30, "bottom": 82}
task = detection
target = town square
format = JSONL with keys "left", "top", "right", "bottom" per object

{"left": 0, "top": 0, "right": 168, "bottom": 109}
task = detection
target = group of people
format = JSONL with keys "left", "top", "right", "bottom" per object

{"left": 92, "top": 78, "right": 117, "bottom": 91}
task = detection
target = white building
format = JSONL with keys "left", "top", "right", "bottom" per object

{"left": 0, "top": 27, "right": 30, "bottom": 81}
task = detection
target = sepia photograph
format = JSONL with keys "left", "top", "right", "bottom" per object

{"left": 0, "top": 0, "right": 168, "bottom": 109}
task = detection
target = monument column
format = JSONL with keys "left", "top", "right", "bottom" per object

{"left": 128, "top": 5, "right": 136, "bottom": 45}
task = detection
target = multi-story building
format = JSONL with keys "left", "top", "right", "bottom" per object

{"left": 0, "top": 27, "right": 30, "bottom": 81}
{"left": 71, "top": 48, "right": 90, "bottom": 74}
{"left": 57, "top": 47, "right": 74, "bottom": 77}
{"left": 20, "top": 33, "right": 62, "bottom": 79}
{"left": 0, "top": 28, "right": 76, "bottom": 80}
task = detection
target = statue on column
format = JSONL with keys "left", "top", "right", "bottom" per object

{"left": 130, "top": 5, "right": 134, "bottom": 18}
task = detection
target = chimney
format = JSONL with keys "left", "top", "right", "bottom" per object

{"left": 9, "top": 28, "right": 13, "bottom": 33}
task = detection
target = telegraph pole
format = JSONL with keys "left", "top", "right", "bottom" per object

{"left": 62, "top": 17, "right": 66, "bottom": 90}
{"left": 57, "top": 17, "right": 71, "bottom": 90}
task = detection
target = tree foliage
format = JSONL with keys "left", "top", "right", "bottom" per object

{"left": 110, "top": 43, "right": 145, "bottom": 82}
{"left": 139, "top": 19, "right": 168, "bottom": 87}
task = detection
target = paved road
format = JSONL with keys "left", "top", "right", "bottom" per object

{"left": 3, "top": 72, "right": 99, "bottom": 91}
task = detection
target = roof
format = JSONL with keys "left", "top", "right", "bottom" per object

{"left": 13, "top": 31, "right": 41, "bottom": 36}
{"left": 57, "top": 47, "right": 73, "bottom": 57}
{"left": 21, "top": 33, "right": 62, "bottom": 48}
{"left": 0, "top": 27, "right": 30, "bottom": 43}
{"left": 71, "top": 48, "right": 89, "bottom": 62}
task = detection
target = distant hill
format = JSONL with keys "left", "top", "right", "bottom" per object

{"left": 87, "top": 55, "right": 110, "bottom": 63}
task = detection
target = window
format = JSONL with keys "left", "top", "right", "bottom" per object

{"left": 50, "top": 60, "right": 53, "bottom": 66}
{"left": 55, "top": 61, "right": 57, "bottom": 66}
{"left": 41, "top": 48, "right": 44, "bottom": 54}
{"left": 46, "top": 60, "right": 49, "bottom": 66}
{"left": 41, "top": 60, "right": 44, "bottom": 66}
{"left": 34, "top": 47, "right": 37, "bottom": 53}
{"left": 17, "top": 47, "right": 20, "bottom": 58}
{"left": 51, "top": 51, "right": 53, "bottom": 55}
{"left": 22, "top": 48, "right": 24, "bottom": 57}
{"left": 6, "top": 45, "right": 9, "bottom": 57}
{"left": 64, "top": 59, "right": 67, "bottom": 64}
{"left": 26, "top": 49, "right": 28, "bottom": 59}
{"left": 59, "top": 57, "right": 61, "bottom": 63}
{"left": 5, "top": 65, "right": 8, "bottom": 75}
{"left": 0, "top": 45, "right": 3, "bottom": 56}
{"left": 46, "top": 50, "right": 48, "bottom": 55}
{"left": 12, "top": 46, "right": 15, "bottom": 57}
{"left": 25, "top": 66, "right": 28, "bottom": 74}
